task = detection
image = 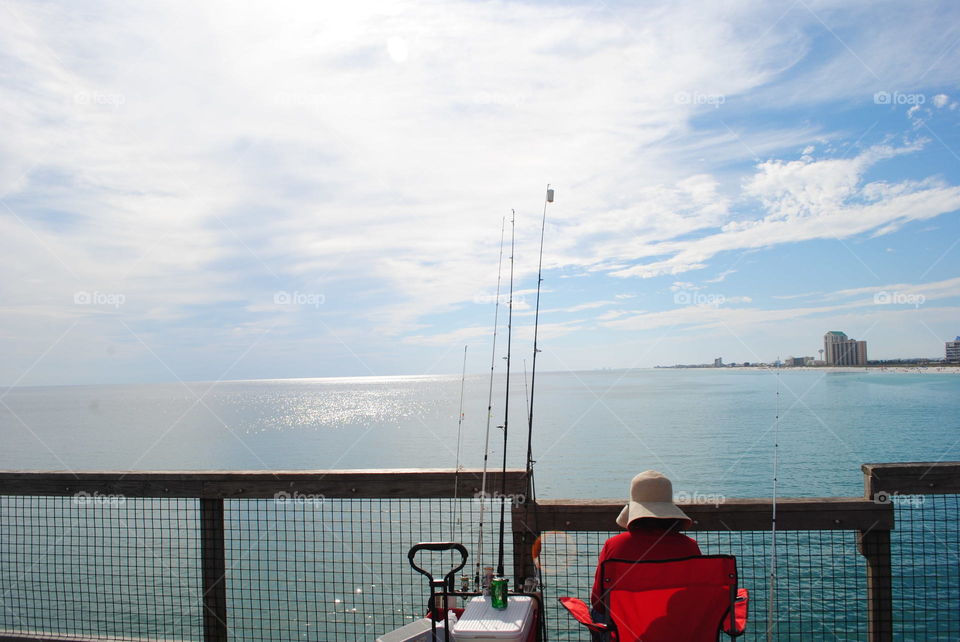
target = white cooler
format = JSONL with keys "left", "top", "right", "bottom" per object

{"left": 376, "top": 613, "right": 457, "bottom": 642}
{"left": 452, "top": 595, "right": 536, "bottom": 641}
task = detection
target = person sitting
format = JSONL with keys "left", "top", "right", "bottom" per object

{"left": 590, "top": 471, "right": 700, "bottom": 628}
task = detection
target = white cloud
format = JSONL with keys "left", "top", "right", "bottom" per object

{"left": 608, "top": 143, "right": 960, "bottom": 278}
{"left": 705, "top": 269, "right": 737, "bottom": 283}
{"left": 1, "top": 0, "right": 959, "bottom": 381}
{"left": 933, "top": 93, "right": 949, "bottom": 108}
{"left": 603, "top": 275, "right": 960, "bottom": 334}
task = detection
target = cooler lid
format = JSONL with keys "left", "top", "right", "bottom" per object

{"left": 453, "top": 596, "right": 534, "bottom": 636}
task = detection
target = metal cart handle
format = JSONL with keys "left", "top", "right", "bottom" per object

{"left": 408, "top": 542, "right": 469, "bottom": 586}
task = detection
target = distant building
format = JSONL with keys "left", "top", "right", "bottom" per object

{"left": 947, "top": 337, "right": 960, "bottom": 362}
{"left": 714, "top": 357, "right": 723, "bottom": 367}
{"left": 824, "top": 331, "right": 867, "bottom": 366}
{"left": 786, "top": 356, "right": 815, "bottom": 367}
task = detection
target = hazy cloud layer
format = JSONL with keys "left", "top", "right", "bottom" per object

{"left": 1, "top": 0, "right": 959, "bottom": 382}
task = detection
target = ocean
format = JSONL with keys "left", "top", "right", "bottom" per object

{"left": 3, "top": 368, "right": 958, "bottom": 499}
{"left": 2, "top": 368, "right": 959, "bottom": 640}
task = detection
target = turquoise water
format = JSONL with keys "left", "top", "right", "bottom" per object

{"left": 2, "top": 369, "right": 959, "bottom": 640}
{"left": 3, "top": 369, "right": 958, "bottom": 498}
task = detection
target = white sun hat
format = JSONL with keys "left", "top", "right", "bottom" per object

{"left": 616, "top": 470, "right": 692, "bottom": 529}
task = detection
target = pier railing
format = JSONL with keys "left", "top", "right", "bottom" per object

{"left": 514, "top": 496, "right": 894, "bottom": 640}
{"left": 0, "top": 463, "right": 957, "bottom": 641}
{"left": 862, "top": 462, "right": 960, "bottom": 640}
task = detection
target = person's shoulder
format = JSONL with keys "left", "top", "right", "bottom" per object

{"left": 600, "top": 531, "right": 632, "bottom": 553}
{"left": 602, "top": 531, "right": 632, "bottom": 548}
{"left": 673, "top": 532, "right": 702, "bottom": 553}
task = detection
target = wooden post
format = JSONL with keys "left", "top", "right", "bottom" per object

{"left": 858, "top": 529, "right": 893, "bottom": 642}
{"left": 861, "top": 466, "right": 894, "bottom": 642}
{"left": 511, "top": 504, "right": 537, "bottom": 589}
{"left": 200, "top": 498, "right": 228, "bottom": 642}
{"left": 510, "top": 475, "right": 537, "bottom": 589}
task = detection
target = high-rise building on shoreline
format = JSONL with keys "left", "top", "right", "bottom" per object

{"left": 824, "top": 331, "right": 868, "bottom": 366}
{"left": 947, "top": 337, "right": 960, "bottom": 362}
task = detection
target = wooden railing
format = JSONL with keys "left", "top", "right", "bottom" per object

{"left": 860, "top": 461, "right": 960, "bottom": 641}
{"left": 513, "top": 496, "right": 894, "bottom": 640}
{"left": 1, "top": 463, "right": 959, "bottom": 641}
{"left": 0, "top": 469, "right": 528, "bottom": 642}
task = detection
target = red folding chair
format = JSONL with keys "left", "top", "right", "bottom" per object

{"left": 559, "top": 555, "right": 749, "bottom": 641}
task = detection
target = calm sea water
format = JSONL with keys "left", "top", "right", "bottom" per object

{"left": 3, "top": 369, "right": 958, "bottom": 499}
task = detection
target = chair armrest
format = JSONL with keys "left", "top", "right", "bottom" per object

{"left": 558, "top": 597, "right": 609, "bottom": 633}
{"left": 722, "top": 588, "right": 749, "bottom": 637}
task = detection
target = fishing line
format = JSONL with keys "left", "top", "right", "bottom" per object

{"left": 522, "top": 360, "right": 530, "bottom": 421}
{"left": 496, "top": 210, "right": 516, "bottom": 579}
{"left": 768, "top": 360, "right": 781, "bottom": 641}
{"left": 475, "top": 217, "right": 505, "bottom": 589}
{"left": 525, "top": 185, "right": 552, "bottom": 482}
{"left": 453, "top": 345, "right": 468, "bottom": 535}
{"left": 525, "top": 184, "right": 552, "bottom": 592}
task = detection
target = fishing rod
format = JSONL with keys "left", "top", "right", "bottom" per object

{"left": 524, "top": 185, "right": 553, "bottom": 593}
{"left": 453, "top": 345, "right": 468, "bottom": 533}
{"left": 768, "top": 360, "right": 781, "bottom": 641}
{"left": 496, "top": 210, "right": 516, "bottom": 579}
{"left": 474, "top": 217, "right": 506, "bottom": 589}
{"left": 525, "top": 185, "right": 553, "bottom": 487}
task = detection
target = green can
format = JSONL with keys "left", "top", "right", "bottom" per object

{"left": 490, "top": 576, "right": 509, "bottom": 610}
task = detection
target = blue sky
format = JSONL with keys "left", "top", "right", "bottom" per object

{"left": 1, "top": 0, "right": 959, "bottom": 385}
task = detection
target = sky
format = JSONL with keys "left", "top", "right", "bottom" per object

{"left": 1, "top": 0, "right": 960, "bottom": 386}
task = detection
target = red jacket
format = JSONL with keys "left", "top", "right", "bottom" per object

{"left": 591, "top": 529, "right": 701, "bottom": 609}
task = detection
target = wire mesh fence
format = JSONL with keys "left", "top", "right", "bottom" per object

{"left": 889, "top": 493, "right": 960, "bottom": 641}
{"left": 0, "top": 493, "right": 512, "bottom": 641}
{"left": 224, "top": 496, "right": 512, "bottom": 640}
{"left": 1, "top": 467, "right": 958, "bottom": 641}
{"left": 537, "top": 528, "right": 868, "bottom": 641}
{"left": 0, "top": 494, "right": 204, "bottom": 641}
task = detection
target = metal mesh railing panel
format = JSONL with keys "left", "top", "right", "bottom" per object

{"left": 10, "top": 491, "right": 959, "bottom": 641}
{"left": 224, "top": 496, "right": 512, "bottom": 641}
{"left": 538, "top": 529, "right": 867, "bottom": 641}
{"left": 0, "top": 495, "right": 203, "bottom": 640}
{"left": 891, "top": 493, "right": 960, "bottom": 641}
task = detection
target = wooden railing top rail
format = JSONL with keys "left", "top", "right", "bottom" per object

{"left": 0, "top": 469, "right": 530, "bottom": 499}
{"left": 520, "top": 497, "right": 893, "bottom": 532}
{"left": 863, "top": 462, "right": 960, "bottom": 495}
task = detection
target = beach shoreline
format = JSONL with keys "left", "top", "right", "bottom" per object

{"left": 658, "top": 365, "right": 960, "bottom": 374}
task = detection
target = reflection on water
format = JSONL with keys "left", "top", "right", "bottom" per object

{"left": 2, "top": 370, "right": 958, "bottom": 498}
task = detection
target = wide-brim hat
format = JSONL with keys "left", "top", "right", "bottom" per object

{"left": 616, "top": 470, "right": 692, "bottom": 529}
